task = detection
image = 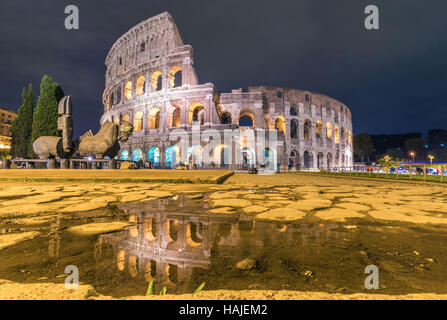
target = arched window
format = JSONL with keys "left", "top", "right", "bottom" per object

{"left": 188, "top": 103, "right": 204, "bottom": 125}
{"left": 221, "top": 112, "right": 232, "bottom": 124}
{"left": 148, "top": 147, "right": 160, "bottom": 166}
{"left": 326, "top": 122, "right": 332, "bottom": 139}
{"left": 148, "top": 108, "right": 160, "bottom": 129}
{"left": 171, "top": 107, "right": 181, "bottom": 127}
{"left": 334, "top": 126, "right": 340, "bottom": 144}
{"left": 303, "top": 151, "right": 311, "bottom": 168}
{"left": 124, "top": 81, "right": 132, "bottom": 100}
{"left": 238, "top": 110, "right": 255, "bottom": 127}
{"left": 275, "top": 117, "right": 286, "bottom": 134}
{"left": 304, "top": 120, "right": 311, "bottom": 139}
{"left": 133, "top": 111, "right": 143, "bottom": 131}
{"left": 150, "top": 71, "right": 162, "bottom": 91}
{"left": 136, "top": 76, "right": 146, "bottom": 96}
{"left": 120, "top": 149, "right": 129, "bottom": 160}
{"left": 290, "top": 107, "right": 297, "bottom": 116}
{"left": 132, "top": 149, "right": 143, "bottom": 162}
{"left": 290, "top": 119, "right": 298, "bottom": 139}
{"left": 140, "top": 42, "right": 145, "bottom": 52}
{"left": 169, "top": 66, "right": 182, "bottom": 88}
{"left": 316, "top": 121, "right": 323, "bottom": 138}
{"left": 341, "top": 128, "right": 345, "bottom": 145}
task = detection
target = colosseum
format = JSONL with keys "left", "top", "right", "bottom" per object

{"left": 100, "top": 12, "right": 353, "bottom": 171}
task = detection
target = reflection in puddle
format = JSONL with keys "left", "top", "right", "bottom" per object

{"left": 2, "top": 194, "right": 445, "bottom": 297}
{"left": 92, "top": 196, "right": 348, "bottom": 295}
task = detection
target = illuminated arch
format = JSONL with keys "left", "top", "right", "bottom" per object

{"left": 316, "top": 120, "right": 323, "bottom": 138}
{"left": 169, "top": 66, "right": 182, "bottom": 88}
{"left": 132, "top": 148, "right": 143, "bottom": 162}
{"left": 128, "top": 255, "right": 138, "bottom": 278}
{"left": 239, "top": 109, "right": 255, "bottom": 127}
{"left": 188, "top": 145, "right": 203, "bottom": 166}
{"left": 124, "top": 81, "right": 132, "bottom": 100}
{"left": 136, "top": 76, "right": 146, "bottom": 95}
{"left": 120, "top": 149, "right": 129, "bottom": 160}
{"left": 334, "top": 126, "right": 340, "bottom": 144}
{"left": 221, "top": 111, "right": 232, "bottom": 124}
{"left": 326, "top": 122, "right": 333, "bottom": 139}
{"left": 148, "top": 108, "right": 160, "bottom": 129}
{"left": 117, "top": 250, "right": 125, "bottom": 271}
{"left": 114, "top": 117, "right": 120, "bottom": 126}
{"left": 188, "top": 103, "right": 204, "bottom": 125}
{"left": 275, "top": 116, "right": 286, "bottom": 134}
{"left": 166, "top": 145, "right": 180, "bottom": 167}
{"left": 133, "top": 111, "right": 143, "bottom": 131}
{"left": 150, "top": 70, "right": 162, "bottom": 91}
{"left": 168, "top": 105, "right": 181, "bottom": 127}
{"left": 148, "top": 146, "right": 160, "bottom": 166}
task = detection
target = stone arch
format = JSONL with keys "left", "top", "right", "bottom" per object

{"left": 303, "top": 120, "right": 311, "bottom": 140}
{"left": 167, "top": 105, "right": 181, "bottom": 127}
{"left": 188, "top": 145, "right": 203, "bottom": 167}
{"left": 317, "top": 152, "right": 324, "bottom": 168}
{"left": 188, "top": 103, "right": 204, "bottom": 125}
{"left": 169, "top": 66, "right": 182, "bottom": 88}
{"left": 136, "top": 76, "right": 146, "bottom": 96}
{"left": 221, "top": 111, "right": 232, "bottom": 124}
{"left": 341, "top": 127, "right": 345, "bottom": 145}
{"left": 124, "top": 81, "right": 132, "bottom": 100}
{"left": 132, "top": 148, "right": 143, "bottom": 162}
{"left": 290, "top": 150, "right": 299, "bottom": 169}
{"left": 316, "top": 120, "right": 323, "bottom": 138}
{"left": 264, "top": 114, "right": 274, "bottom": 129}
{"left": 241, "top": 147, "right": 256, "bottom": 167}
{"left": 334, "top": 126, "right": 340, "bottom": 144}
{"left": 303, "top": 151, "right": 312, "bottom": 168}
{"left": 117, "top": 250, "right": 125, "bottom": 271}
{"left": 166, "top": 145, "right": 180, "bottom": 167}
{"left": 327, "top": 152, "right": 333, "bottom": 168}
{"left": 263, "top": 147, "right": 277, "bottom": 171}
{"left": 120, "top": 149, "right": 129, "bottom": 160}
{"left": 148, "top": 108, "right": 160, "bottom": 129}
{"left": 148, "top": 146, "right": 160, "bottom": 166}
{"left": 275, "top": 116, "right": 286, "bottom": 135}
{"left": 326, "top": 122, "right": 333, "bottom": 139}
{"left": 150, "top": 70, "right": 162, "bottom": 91}
{"left": 239, "top": 109, "right": 255, "bottom": 127}
{"left": 290, "top": 119, "right": 298, "bottom": 139}
{"left": 214, "top": 144, "right": 230, "bottom": 166}
{"left": 133, "top": 111, "right": 143, "bottom": 131}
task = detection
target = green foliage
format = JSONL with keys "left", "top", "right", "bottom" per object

{"left": 353, "top": 133, "right": 374, "bottom": 162}
{"left": 11, "top": 84, "right": 35, "bottom": 158}
{"left": 193, "top": 282, "right": 206, "bottom": 295}
{"left": 404, "top": 137, "right": 426, "bottom": 160}
{"left": 29, "top": 75, "right": 64, "bottom": 157}
{"left": 146, "top": 280, "right": 154, "bottom": 296}
{"left": 159, "top": 287, "right": 167, "bottom": 295}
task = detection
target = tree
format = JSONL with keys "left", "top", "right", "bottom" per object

{"left": 29, "top": 75, "right": 64, "bottom": 157}
{"left": 11, "top": 84, "right": 35, "bottom": 158}
{"left": 353, "top": 133, "right": 374, "bottom": 162}
{"left": 404, "top": 137, "right": 426, "bottom": 161}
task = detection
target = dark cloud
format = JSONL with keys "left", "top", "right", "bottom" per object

{"left": 0, "top": 0, "right": 446, "bottom": 137}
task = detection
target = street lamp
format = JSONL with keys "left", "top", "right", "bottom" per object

{"left": 428, "top": 155, "right": 434, "bottom": 165}
{"left": 409, "top": 151, "right": 415, "bottom": 162}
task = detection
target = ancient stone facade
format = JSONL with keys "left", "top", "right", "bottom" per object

{"left": 101, "top": 12, "right": 353, "bottom": 170}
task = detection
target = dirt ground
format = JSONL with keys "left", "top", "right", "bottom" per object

{"left": 0, "top": 171, "right": 446, "bottom": 299}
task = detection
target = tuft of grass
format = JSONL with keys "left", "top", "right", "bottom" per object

{"left": 159, "top": 286, "right": 167, "bottom": 295}
{"left": 146, "top": 280, "right": 154, "bottom": 296}
{"left": 193, "top": 282, "right": 206, "bottom": 295}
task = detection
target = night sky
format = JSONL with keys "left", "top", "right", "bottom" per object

{"left": 1, "top": 0, "right": 446, "bottom": 138}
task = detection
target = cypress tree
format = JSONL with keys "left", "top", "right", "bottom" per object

{"left": 11, "top": 84, "right": 35, "bottom": 158}
{"left": 29, "top": 75, "right": 64, "bottom": 157}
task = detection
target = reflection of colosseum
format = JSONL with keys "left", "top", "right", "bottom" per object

{"left": 101, "top": 11, "right": 353, "bottom": 170}
{"left": 96, "top": 198, "right": 346, "bottom": 294}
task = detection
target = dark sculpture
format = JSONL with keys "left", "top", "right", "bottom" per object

{"left": 78, "top": 120, "right": 133, "bottom": 158}
{"left": 33, "top": 96, "right": 74, "bottom": 159}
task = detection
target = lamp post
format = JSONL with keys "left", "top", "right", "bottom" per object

{"left": 384, "top": 155, "right": 390, "bottom": 176}
{"left": 409, "top": 151, "right": 415, "bottom": 162}
{"left": 428, "top": 155, "right": 434, "bottom": 166}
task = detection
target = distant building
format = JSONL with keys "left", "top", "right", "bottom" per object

{"left": 0, "top": 108, "right": 17, "bottom": 153}
{"left": 427, "top": 129, "right": 447, "bottom": 149}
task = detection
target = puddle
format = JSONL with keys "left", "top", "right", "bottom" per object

{"left": 1, "top": 195, "right": 447, "bottom": 297}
